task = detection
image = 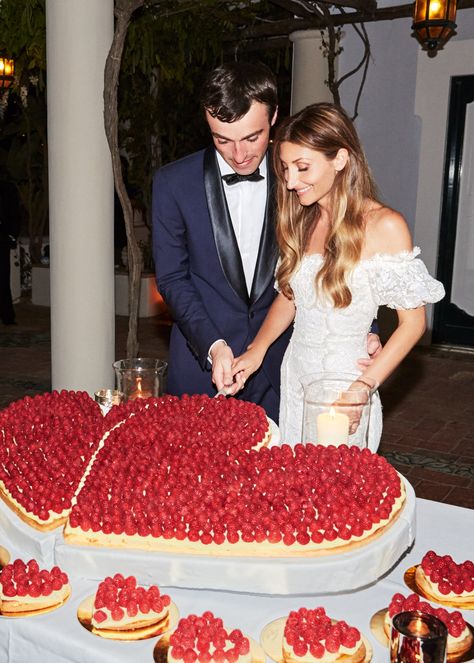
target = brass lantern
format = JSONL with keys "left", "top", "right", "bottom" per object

{"left": 412, "top": 0, "right": 457, "bottom": 55}
{"left": 0, "top": 55, "right": 15, "bottom": 89}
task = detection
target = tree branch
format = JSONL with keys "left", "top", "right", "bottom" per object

{"left": 104, "top": 0, "right": 145, "bottom": 358}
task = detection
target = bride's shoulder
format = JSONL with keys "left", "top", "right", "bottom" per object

{"left": 363, "top": 203, "right": 413, "bottom": 257}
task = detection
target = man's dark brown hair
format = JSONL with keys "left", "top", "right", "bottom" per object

{"left": 201, "top": 61, "right": 278, "bottom": 123}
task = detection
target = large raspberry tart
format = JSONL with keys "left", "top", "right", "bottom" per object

{"left": 0, "top": 390, "right": 104, "bottom": 530}
{"left": 0, "top": 558, "right": 70, "bottom": 616}
{"left": 65, "top": 432, "right": 405, "bottom": 555}
{"left": 384, "top": 592, "right": 473, "bottom": 662}
{"left": 168, "top": 611, "right": 252, "bottom": 663}
{"left": 415, "top": 551, "right": 474, "bottom": 607}
{"left": 0, "top": 391, "right": 405, "bottom": 558}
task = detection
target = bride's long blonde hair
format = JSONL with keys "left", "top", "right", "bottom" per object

{"left": 273, "top": 103, "right": 379, "bottom": 308}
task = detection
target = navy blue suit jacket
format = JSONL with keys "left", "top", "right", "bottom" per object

{"left": 152, "top": 147, "right": 291, "bottom": 421}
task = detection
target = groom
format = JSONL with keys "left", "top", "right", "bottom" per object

{"left": 152, "top": 61, "right": 288, "bottom": 421}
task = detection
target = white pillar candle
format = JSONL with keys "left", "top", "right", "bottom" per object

{"left": 317, "top": 407, "right": 350, "bottom": 446}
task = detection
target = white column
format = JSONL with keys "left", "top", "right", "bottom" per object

{"left": 290, "top": 30, "right": 334, "bottom": 114}
{"left": 46, "top": 0, "right": 115, "bottom": 394}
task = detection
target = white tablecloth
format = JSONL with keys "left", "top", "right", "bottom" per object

{"left": 0, "top": 498, "right": 473, "bottom": 663}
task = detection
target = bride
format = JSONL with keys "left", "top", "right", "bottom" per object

{"left": 230, "top": 102, "right": 444, "bottom": 451}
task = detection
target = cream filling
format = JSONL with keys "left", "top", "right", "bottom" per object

{"left": 64, "top": 486, "right": 405, "bottom": 555}
{"left": 0, "top": 584, "right": 69, "bottom": 605}
{"left": 92, "top": 602, "right": 168, "bottom": 629}
{"left": 419, "top": 567, "right": 474, "bottom": 599}
{"left": 168, "top": 638, "right": 251, "bottom": 663}
{"left": 0, "top": 479, "right": 69, "bottom": 525}
{"left": 283, "top": 635, "right": 360, "bottom": 662}
{"left": 384, "top": 611, "right": 469, "bottom": 648}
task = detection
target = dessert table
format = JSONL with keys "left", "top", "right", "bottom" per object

{"left": 0, "top": 498, "right": 473, "bottom": 663}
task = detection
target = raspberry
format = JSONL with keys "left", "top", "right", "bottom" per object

{"left": 438, "top": 581, "right": 451, "bottom": 595}
{"left": 93, "top": 610, "right": 107, "bottom": 623}
{"left": 183, "top": 649, "right": 197, "bottom": 663}
{"left": 293, "top": 641, "right": 307, "bottom": 657}
{"left": 111, "top": 606, "right": 124, "bottom": 621}
{"left": 41, "top": 581, "right": 53, "bottom": 596}
{"left": 325, "top": 634, "right": 340, "bottom": 653}
{"left": 127, "top": 601, "right": 138, "bottom": 617}
{"left": 2, "top": 583, "right": 16, "bottom": 597}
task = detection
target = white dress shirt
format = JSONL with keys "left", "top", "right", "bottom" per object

{"left": 208, "top": 152, "right": 268, "bottom": 364}
{"left": 216, "top": 151, "right": 267, "bottom": 295}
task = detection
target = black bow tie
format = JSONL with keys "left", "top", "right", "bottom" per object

{"left": 221, "top": 169, "right": 264, "bottom": 186}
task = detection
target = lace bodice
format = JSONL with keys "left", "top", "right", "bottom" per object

{"left": 278, "top": 248, "right": 445, "bottom": 449}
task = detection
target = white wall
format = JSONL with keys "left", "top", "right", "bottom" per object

{"left": 338, "top": 9, "right": 474, "bottom": 334}
{"left": 339, "top": 9, "right": 474, "bottom": 233}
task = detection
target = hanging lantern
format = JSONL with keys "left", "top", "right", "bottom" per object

{"left": 412, "top": 0, "right": 457, "bottom": 56}
{"left": 0, "top": 55, "right": 15, "bottom": 89}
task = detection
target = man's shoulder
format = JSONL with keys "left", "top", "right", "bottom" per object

{"left": 155, "top": 148, "right": 208, "bottom": 182}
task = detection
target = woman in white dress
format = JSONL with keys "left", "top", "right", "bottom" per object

{"left": 231, "top": 103, "right": 444, "bottom": 451}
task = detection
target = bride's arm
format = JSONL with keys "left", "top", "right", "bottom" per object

{"left": 356, "top": 207, "right": 426, "bottom": 388}
{"left": 356, "top": 307, "right": 426, "bottom": 389}
{"left": 231, "top": 293, "right": 296, "bottom": 388}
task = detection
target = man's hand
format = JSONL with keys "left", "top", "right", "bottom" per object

{"left": 357, "top": 332, "right": 382, "bottom": 370}
{"left": 210, "top": 341, "right": 240, "bottom": 395}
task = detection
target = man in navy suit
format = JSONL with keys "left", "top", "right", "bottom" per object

{"left": 152, "top": 62, "right": 380, "bottom": 422}
{"left": 152, "top": 62, "right": 287, "bottom": 421}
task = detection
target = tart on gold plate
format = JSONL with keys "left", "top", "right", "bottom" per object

{"left": 370, "top": 592, "right": 474, "bottom": 662}
{"left": 153, "top": 611, "right": 265, "bottom": 663}
{"left": 77, "top": 573, "right": 178, "bottom": 640}
{"left": 0, "top": 558, "right": 70, "bottom": 617}
{"left": 260, "top": 607, "right": 372, "bottom": 663}
{"left": 406, "top": 551, "right": 474, "bottom": 609}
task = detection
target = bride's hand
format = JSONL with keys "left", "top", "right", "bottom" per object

{"left": 336, "top": 377, "right": 377, "bottom": 435}
{"left": 231, "top": 346, "right": 265, "bottom": 390}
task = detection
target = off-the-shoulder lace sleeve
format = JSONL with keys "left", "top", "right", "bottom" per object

{"left": 366, "top": 247, "right": 445, "bottom": 309}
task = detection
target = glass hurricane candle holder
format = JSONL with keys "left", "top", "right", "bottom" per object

{"left": 301, "top": 372, "right": 376, "bottom": 449}
{"left": 390, "top": 610, "right": 447, "bottom": 662}
{"left": 113, "top": 358, "right": 168, "bottom": 401}
{"left": 94, "top": 389, "right": 124, "bottom": 416}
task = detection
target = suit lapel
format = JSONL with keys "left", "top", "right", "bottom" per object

{"left": 249, "top": 158, "right": 279, "bottom": 305}
{"left": 204, "top": 147, "right": 249, "bottom": 304}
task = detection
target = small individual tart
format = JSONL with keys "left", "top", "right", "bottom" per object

{"left": 168, "top": 611, "right": 252, "bottom": 663}
{"left": 384, "top": 592, "right": 473, "bottom": 661}
{"left": 0, "top": 558, "right": 70, "bottom": 616}
{"left": 283, "top": 607, "right": 366, "bottom": 663}
{"left": 91, "top": 574, "right": 172, "bottom": 636}
{"left": 415, "top": 551, "right": 474, "bottom": 607}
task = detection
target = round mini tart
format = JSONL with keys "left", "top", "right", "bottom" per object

{"left": 156, "top": 611, "right": 264, "bottom": 663}
{"left": 0, "top": 558, "right": 70, "bottom": 617}
{"left": 77, "top": 574, "right": 178, "bottom": 641}
{"left": 65, "top": 435, "right": 405, "bottom": 556}
{"left": 0, "top": 390, "right": 104, "bottom": 530}
{"left": 375, "top": 592, "right": 474, "bottom": 662}
{"left": 261, "top": 608, "right": 372, "bottom": 663}
{"left": 413, "top": 551, "right": 474, "bottom": 608}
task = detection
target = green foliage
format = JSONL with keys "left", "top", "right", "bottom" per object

{"left": 0, "top": 0, "right": 292, "bottom": 257}
{"left": 0, "top": 0, "right": 46, "bottom": 85}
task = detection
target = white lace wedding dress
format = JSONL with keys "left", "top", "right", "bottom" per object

{"left": 279, "top": 248, "right": 445, "bottom": 451}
